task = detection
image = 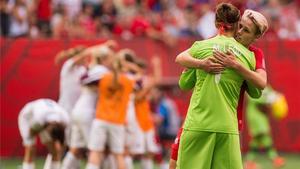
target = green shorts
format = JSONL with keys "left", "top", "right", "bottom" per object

{"left": 177, "top": 130, "right": 243, "bottom": 169}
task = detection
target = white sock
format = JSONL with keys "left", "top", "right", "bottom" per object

{"left": 43, "top": 154, "right": 52, "bottom": 169}
{"left": 104, "top": 154, "right": 118, "bottom": 169}
{"left": 101, "top": 155, "right": 112, "bottom": 169}
{"left": 23, "top": 162, "right": 35, "bottom": 169}
{"left": 101, "top": 156, "right": 108, "bottom": 169}
{"left": 124, "top": 156, "right": 133, "bottom": 169}
{"left": 52, "top": 161, "right": 61, "bottom": 169}
{"left": 86, "top": 163, "right": 99, "bottom": 169}
{"left": 61, "top": 152, "right": 80, "bottom": 169}
{"left": 141, "top": 158, "right": 153, "bottom": 169}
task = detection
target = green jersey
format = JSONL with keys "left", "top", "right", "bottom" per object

{"left": 184, "top": 35, "right": 256, "bottom": 134}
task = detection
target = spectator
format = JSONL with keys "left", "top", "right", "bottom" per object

{"left": 169, "top": 0, "right": 188, "bottom": 36}
{"left": 113, "top": 13, "right": 135, "bottom": 39}
{"left": 28, "top": 14, "right": 40, "bottom": 38}
{"left": 195, "top": 2, "right": 217, "bottom": 39}
{"left": 83, "top": 0, "right": 102, "bottom": 5}
{"left": 115, "top": 0, "right": 137, "bottom": 17}
{"left": 277, "top": 1, "right": 299, "bottom": 39}
{"left": 180, "top": 4, "right": 198, "bottom": 37}
{"left": 162, "top": 8, "right": 181, "bottom": 37}
{"left": 246, "top": 0, "right": 265, "bottom": 10}
{"left": 296, "top": 3, "right": 300, "bottom": 38}
{"left": 259, "top": 0, "right": 279, "bottom": 39}
{"left": 1, "top": 0, "right": 300, "bottom": 39}
{"left": 58, "top": 0, "right": 82, "bottom": 21}
{"left": 35, "top": 0, "right": 52, "bottom": 37}
{"left": 95, "top": 0, "right": 118, "bottom": 32}
{"left": 69, "top": 18, "right": 86, "bottom": 39}
{"left": 9, "top": 0, "right": 29, "bottom": 37}
{"left": 79, "top": 3, "right": 96, "bottom": 38}
{"left": 51, "top": 3, "right": 68, "bottom": 38}
{"left": 0, "top": 0, "right": 10, "bottom": 37}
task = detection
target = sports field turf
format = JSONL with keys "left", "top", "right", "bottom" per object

{"left": 1, "top": 153, "right": 299, "bottom": 169}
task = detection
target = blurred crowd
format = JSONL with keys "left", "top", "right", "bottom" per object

{"left": 1, "top": 0, "right": 300, "bottom": 43}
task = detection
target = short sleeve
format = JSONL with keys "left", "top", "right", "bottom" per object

{"left": 249, "top": 46, "right": 266, "bottom": 70}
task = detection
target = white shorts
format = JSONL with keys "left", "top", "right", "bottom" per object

{"left": 143, "top": 129, "right": 160, "bottom": 154}
{"left": 126, "top": 128, "right": 160, "bottom": 154}
{"left": 125, "top": 98, "right": 145, "bottom": 154}
{"left": 70, "top": 89, "right": 97, "bottom": 148}
{"left": 88, "top": 119, "right": 125, "bottom": 154}
{"left": 20, "top": 130, "right": 52, "bottom": 146}
{"left": 125, "top": 125, "right": 144, "bottom": 154}
{"left": 69, "top": 121, "right": 92, "bottom": 148}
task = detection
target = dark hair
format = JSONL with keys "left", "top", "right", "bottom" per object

{"left": 124, "top": 53, "right": 135, "bottom": 63}
{"left": 215, "top": 3, "right": 240, "bottom": 25}
{"left": 135, "top": 59, "right": 147, "bottom": 69}
{"left": 49, "top": 123, "right": 65, "bottom": 144}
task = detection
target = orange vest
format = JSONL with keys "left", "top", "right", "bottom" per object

{"left": 135, "top": 97, "right": 154, "bottom": 131}
{"left": 96, "top": 73, "right": 134, "bottom": 124}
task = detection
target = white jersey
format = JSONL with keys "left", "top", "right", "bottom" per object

{"left": 18, "top": 99, "right": 70, "bottom": 145}
{"left": 71, "top": 87, "right": 98, "bottom": 123}
{"left": 19, "top": 99, "right": 69, "bottom": 129}
{"left": 58, "top": 59, "right": 86, "bottom": 113}
{"left": 72, "top": 64, "right": 109, "bottom": 121}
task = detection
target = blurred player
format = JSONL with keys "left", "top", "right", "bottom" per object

{"left": 85, "top": 51, "right": 134, "bottom": 169}
{"left": 117, "top": 49, "right": 142, "bottom": 169}
{"left": 55, "top": 41, "right": 118, "bottom": 145}
{"left": 18, "top": 99, "right": 69, "bottom": 169}
{"left": 101, "top": 49, "right": 144, "bottom": 169}
{"left": 174, "top": 3, "right": 260, "bottom": 169}
{"left": 133, "top": 57, "right": 162, "bottom": 169}
{"left": 55, "top": 40, "right": 118, "bottom": 114}
{"left": 153, "top": 87, "right": 181, "bottom": 141}
{"left": 61, "top": 45, "right": 115, "bottom": 169}
{"left": 55, "top": 46, "right": 88, "bottom": 146}
{"left": 171, "top": 8, "right": 269, "bottom": 169}
{"left": 244, "top": 86, "right": 288, "bottom": 169}
{"left": 55, "top": 46, "right": 87, "bottom": 115}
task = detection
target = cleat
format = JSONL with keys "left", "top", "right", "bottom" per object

{"left": 244, "top": 161, "right": 260, "bottom": 169}
{"left": 273, "top": 156, "right": 285, "bottom": 168}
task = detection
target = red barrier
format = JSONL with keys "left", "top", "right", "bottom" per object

{"left": 1, "top": 38, "right": 300, "bottom": 157}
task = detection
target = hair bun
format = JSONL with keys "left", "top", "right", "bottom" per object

{"left": 221, "top": 3, "right": 231, "bottom": 11}
{"left": 215, "top": 2, "right": 240, "bottom": 26}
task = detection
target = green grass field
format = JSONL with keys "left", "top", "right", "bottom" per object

{"left": 1, "top": 153, "right": 299, "bottom": 169}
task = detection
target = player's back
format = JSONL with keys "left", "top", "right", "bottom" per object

{"left": 184, "top": 35, "right": 256, "bottom": 134}
{"left": 20, "top": 99, "right": 69, "bottom": 128}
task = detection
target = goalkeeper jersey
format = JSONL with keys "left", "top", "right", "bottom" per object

{"left": 183, "top": 35, "right": 256, "bottom": 134}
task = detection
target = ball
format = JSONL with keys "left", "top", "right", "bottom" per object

{"left": 271, "top": 94, "right": 288, "bottom": 120}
